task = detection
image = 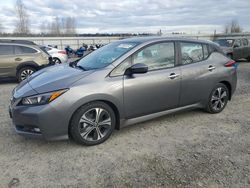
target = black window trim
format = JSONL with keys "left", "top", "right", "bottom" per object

{"left": 109, "top": 40, "right": 178, "bottom": 77}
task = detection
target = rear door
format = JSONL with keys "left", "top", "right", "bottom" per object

{"left": 0, "top": 45, "right": 16, "bottom": 77}
{"left": 178, "top": 42, "right": 215, "bottom": 106}
{"left": 123, "top": 42, "right": 181, "bottom": 119}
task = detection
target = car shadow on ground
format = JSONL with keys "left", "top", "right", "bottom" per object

{"left": 0, "top": 78, "right": 17, "bottom": 84}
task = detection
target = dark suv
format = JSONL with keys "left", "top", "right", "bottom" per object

{"left": 0, "top": 40, "right": 51, "bottom": 82}
{"left": 214, "top": 37, "right": 250, "bottom": 61}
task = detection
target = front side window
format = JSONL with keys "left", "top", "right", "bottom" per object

{"left": 15, "top": 46, "right": 37, "bottom": 54}
{"left": 234, "top": 39, "right": 241, "bottom": 47}
{"left": 0, "top": 45, "right": 14, "bottom": 55}
{"left": 180, "top": 42, "right": 203, "bottom": 65}
{"left": 132, "top": 42, "right": 175, "bottom": 71}
{"left": 242, "top": 39, "right": 248, "bottom": 46}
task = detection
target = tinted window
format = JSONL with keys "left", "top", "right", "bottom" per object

{"left": 0, "top": 45, "right": 14, "bottom": 55}
{"left": 180, "top": 42, "right": 203, "bottom": 64}
{"left": 133, "top": 42, "right": 175, "bottom": 71}
{"left": 15, "top": 46, "right": 37, "bottom": 54}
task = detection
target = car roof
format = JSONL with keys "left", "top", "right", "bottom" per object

{"left": 121, "top": 36, "right": 214, "bottom": 45}
{"left": 0, "top": 39, "right": 36, "bottom": 45}
{"left": 215, "top": 37, "right": 247, "bottom": 40}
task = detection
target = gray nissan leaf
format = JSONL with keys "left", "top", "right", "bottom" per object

{"left": 9, "top": 37, "right": 237, "bottom": 145}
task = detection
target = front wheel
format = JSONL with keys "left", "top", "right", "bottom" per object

{"left": 206, "top": 83, "right": 229, "bottom": 114}
{"left": 70, "top": 102, "right": 116, "bottom": 146}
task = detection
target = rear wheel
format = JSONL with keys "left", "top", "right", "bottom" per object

{"left": 70, "top": 102, "right": 116, "bottom": 146}
{"left": 17, "top": 66, "right": 36, "bottom": 82}
{"left": 227, "top": 53, "right": 233, "bottom": 60}
{"left": 52, "top": 57, "right": 61, "bottom": 64}
{"left": 206, "top": 83, "right": 229, "bottom": 114}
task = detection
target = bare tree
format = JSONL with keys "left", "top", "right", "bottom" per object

{"left": 65, "top": 17, "right": 76, "bottom": 35}
{"left": 39, "top": 22, "right": 47, "bottom": 35}
{"left": 224, "top": 20, "right": 242, "bottom": 34}
{"left": 14, "top": 0, "right": 30, "bottom": 34}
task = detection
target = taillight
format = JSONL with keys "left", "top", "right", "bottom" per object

{"left": 224, "top": 60, "right": 236, "bottom": 67}
{"left": 58, "top": 50, "right": 66, "bottom": 54}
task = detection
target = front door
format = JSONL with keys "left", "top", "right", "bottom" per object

{"left": 123, "top": 42, "right": 181, "bottom": 119}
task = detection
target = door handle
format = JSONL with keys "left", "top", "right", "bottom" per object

{"left": 169, "top": 73, "right": 180, "bottom": 79}
{"left": 15, "top": 58, "right": 22, "bottom": 61}
{"left": 208, "top": 65, "right": 215, "bottom": 71}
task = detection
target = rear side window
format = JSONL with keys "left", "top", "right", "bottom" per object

{"left": 180, "top": 42, "right": 203, "bottom": 64}
{"left": 15, "top": 46, "right": 37, "bottom": 54}
{"left": 0, "top": 45, "right": 14, "bottom": 55}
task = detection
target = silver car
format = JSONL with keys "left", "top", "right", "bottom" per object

{"left": 9, "top": 37, "right": 237, "bottom": 145}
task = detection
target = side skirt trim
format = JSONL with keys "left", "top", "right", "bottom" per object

{"left": 120, "top": 103, "right": 202, "bottom": 128}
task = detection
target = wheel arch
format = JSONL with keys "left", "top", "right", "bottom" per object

{"left": 68, "top": 97, "right": 122, "bottom": 137}
{"left": 16, "top": 61, "right": 40, "bottom": 74}
{"left": 219, "top": 81, "right": 232, "bottom": 100}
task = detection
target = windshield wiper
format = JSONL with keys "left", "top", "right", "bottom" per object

{"left": 75, "top": 65, "right": 87, "bottom": 71}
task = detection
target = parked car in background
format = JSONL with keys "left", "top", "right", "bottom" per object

{"left": 214, "top": 37, "right": 250, "bottom": 61}
{"left": 9, "top": 37, "right": 237, "bottom": 146}
{"left": 0, "top": 40, "right": 51, "bottom": 82}
{"left": 40, "top": 46, "right": 68, "bottom": 64}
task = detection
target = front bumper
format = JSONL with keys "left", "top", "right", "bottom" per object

{"left": 9, "top": 103, "right": 69, "bottom": 141}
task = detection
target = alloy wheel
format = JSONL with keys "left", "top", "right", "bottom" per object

{"left": 210, "top": 87, "right": 227, "bottom": 111}
{"left": 78, "top": 108, "right": 112, "bottom": 141}
{"left": 20, "top": 69, "right": 34, "bottom": 80}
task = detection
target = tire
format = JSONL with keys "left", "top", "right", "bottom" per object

{"left": 70, "top": 101, "right": 116, "bottom": 146}
{"left": 17, "top": 66, "right": 36, "bottom": 82}
{"left": 227, "top": 53, "right": 233, "bottom": 60}
{"left": 52, "top": 57, "right": 61, "bottom": 64}
{"left": 206, "top": 83, "right": 229, "bottom": 114}
{"left": 247, "top": 56, "right": 250, "bottom": 62}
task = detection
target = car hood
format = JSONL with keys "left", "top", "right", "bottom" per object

{"left": 14, "top": 64, "right": 94, "bottom": 98}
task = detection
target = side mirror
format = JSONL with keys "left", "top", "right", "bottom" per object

{"left": 125, "top": 63, "right": 148, "bottom": 75}
{"left": 233, "top": 44, "right": 239, "bottom": 48}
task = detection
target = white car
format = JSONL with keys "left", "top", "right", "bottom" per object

{"left": 41, "top": 46, "right": 68, "bottom": 64}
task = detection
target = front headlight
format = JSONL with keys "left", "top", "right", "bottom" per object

{"left": 20, "top": 89, "right": 68, "bottom": 106}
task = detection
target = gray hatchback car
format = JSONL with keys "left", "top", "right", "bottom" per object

{"left": 9, "top": 37, "right": 237, "bottom": 145}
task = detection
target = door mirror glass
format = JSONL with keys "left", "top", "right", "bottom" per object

{"left": 125, "top": 63, "right": 148, "bottom": 75}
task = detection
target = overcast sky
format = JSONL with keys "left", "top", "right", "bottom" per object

{"left": 0, "top": 0, "right": 250, "bottom": 34}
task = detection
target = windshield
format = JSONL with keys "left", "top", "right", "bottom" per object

{"left": 77, "top": 41, "right": 138, "bottom": 70}
{"left": 214, "top": 39, "right": 234, "bottom": 47}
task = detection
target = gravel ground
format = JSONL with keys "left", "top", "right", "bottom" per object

{"left": 0, "top": 62, "right": 249, "bottom": 188}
